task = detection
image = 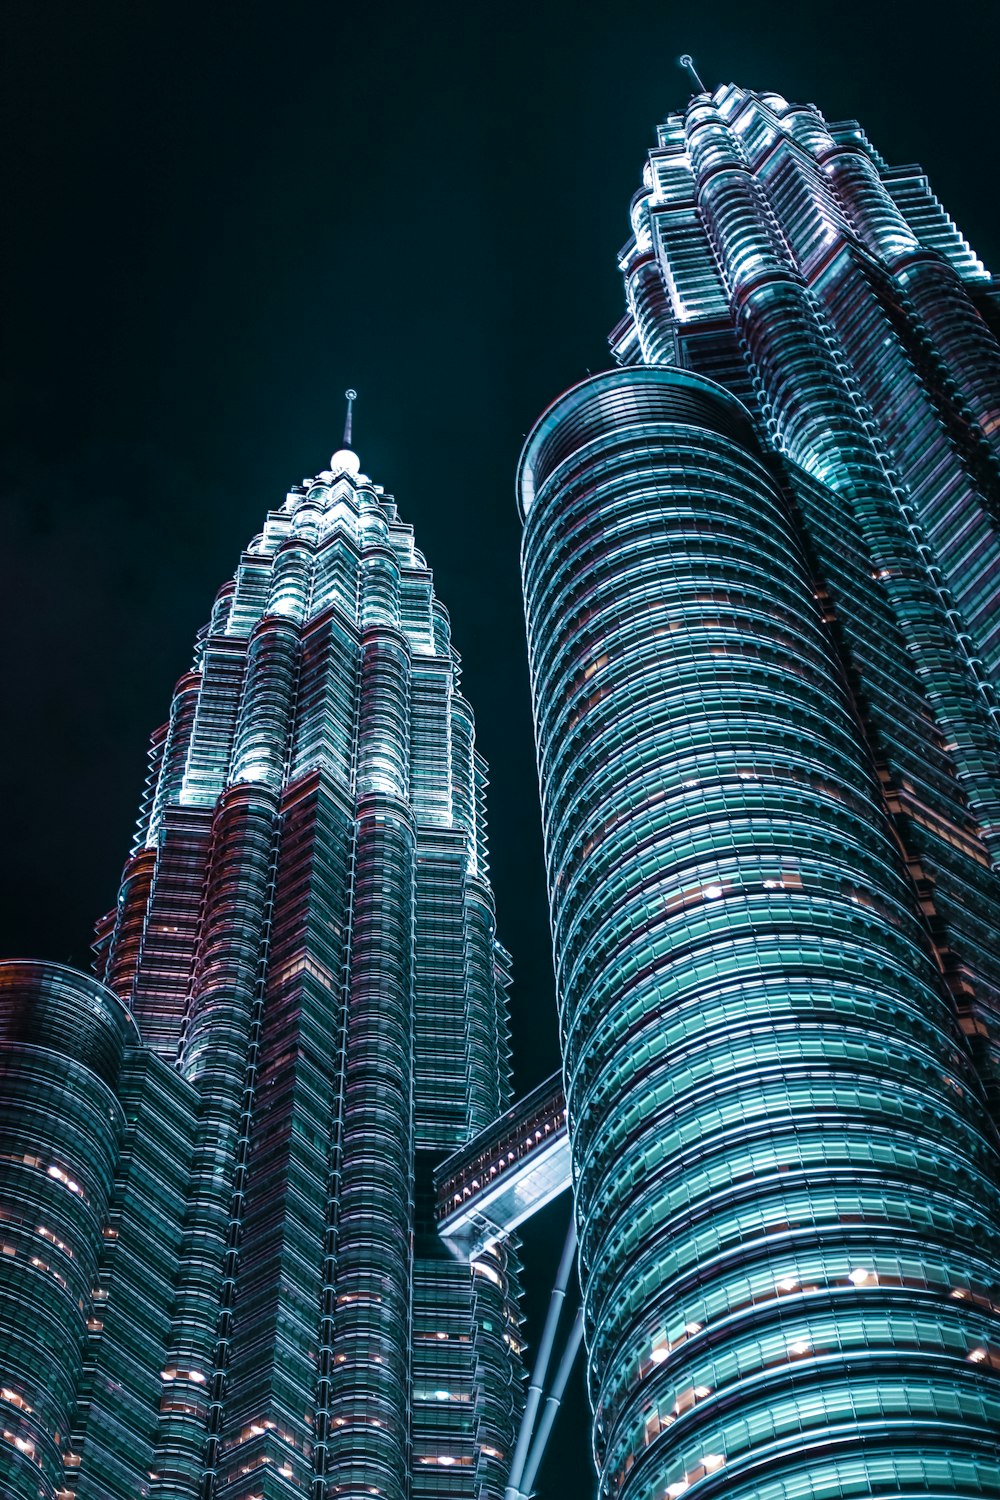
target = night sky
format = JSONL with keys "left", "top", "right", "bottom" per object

{"left": 4, "top": 1, "right": 1000, "bottom": 1491}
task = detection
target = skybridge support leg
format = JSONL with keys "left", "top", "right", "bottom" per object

{"left": 519, "top": 1306, "right": 586, "bottom": 1498}
{"left": 504, "top": 1213, "right": 577, "bottom": 1500}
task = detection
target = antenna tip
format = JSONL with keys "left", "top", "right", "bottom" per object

{"left": 677, "top": 53, "right": 707, "bottom": 93}
{"left": 339, "top": 387, "right": 358, "bottom": 458}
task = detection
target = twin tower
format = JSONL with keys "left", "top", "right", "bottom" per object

{"left": 5, "top": 76, "right": 1000, "bottom": 1500}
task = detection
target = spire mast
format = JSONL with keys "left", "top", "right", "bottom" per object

{"left": 343, "top": 387, "right": 357, "bottom": 448}
{"left": 329, "top": 387, "right": 361, "bottom": 475}
{"left": 678, "top": 53, "right": 707, "bottom": 92}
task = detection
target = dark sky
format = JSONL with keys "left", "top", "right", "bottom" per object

{"left": 4, "top": 1, "right": 1000, "bottom": 1491}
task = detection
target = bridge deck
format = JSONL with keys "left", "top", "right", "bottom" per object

{"left": 434, "top": 1073, "right": 571, "bottom": 1258}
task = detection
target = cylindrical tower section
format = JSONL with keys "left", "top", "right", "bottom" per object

{"left": 360, "top": 543, "right": 401, "bottom": 633}
{"left": 463, "top": 878, "right": 504, "bottom": 1134}
{"left": 230, "top": 615, "right": 301, "bottom": 791}
{"left": 449, "top": 693, "right": 477, "bottom": 851}
{"left": 518, "top": 367, "right": 1000, "bottom": 1500}
{"left": 817, "top": 137, "right": 1000, "bottom": 466}
{"left": 157, "top": 787, "right": 279, "bottom": 1494}
{"left": 356, "top": 630, "right": 411, "bottom": 801}
{"left": 0, "top": 962, "right": 137, "bottom": 1500}
{"left": 103, "top": 846, "right": 157, "bottom": 1003}
{"left": 821, "top": 143, "right": 921, "bottom": 264}
{"left": 684, "top": 104, "right": 1000, "bottom": 848}
{"left": 325, "top": 796, "right": 415, "bottom": 1500}
{"left": 896, "top": 254, "right": 1000, "bottom": 461}
{"left": 265, "top": 538, "right": 313, "bottom": 625}
{"left": 149, "top": 669, "right": 202, "bottom": 837}
{"left": 324, "top": 594, "right": 415, "bottom": 1497}
{"left": 625, "top": 252, "right": 677, "bottom": 365}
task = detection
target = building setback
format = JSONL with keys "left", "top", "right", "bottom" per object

{"left": 518, "top": 82, "right": 1000, "bottom": 1500}
{"left": 0, "top": 438, "right": 523, "bottom": 1500}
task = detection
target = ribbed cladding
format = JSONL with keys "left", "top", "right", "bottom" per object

{"left": 680, "top": 100, "right": 884, "bottom": 488}
{"left": 688, "top": 119, "right": 862, "bottom": 482}
{"left": 28, "top": 465, "right": 521, "bottom": 1498}
{"left": 72, "top": 1051, "right": 199, "bottom": 1500}
{"left": 518, "top": 367, "right": 1000, "bottom": 1500}
{"left": 641, "top": 94, "right": 1000, "bottom": 1124}
{"left": 266, "top": 539, "right": 313, "bottom": 626}
{"left": 290, "top": 609, "right": 360, "bottom": 788}
{"left": 451, "top": 688, "right": 509, "bottom": 1116}
{"left": 148, "top": 790, "right": 279, "bottom": 1497}
{"left": 896, "top": 254, "right": 1000, "bottom": 465}
{"left": 179, "top": 637, "right": 250, "bottom": 808}
{"left": 410, "top": 1258, "right": 480, "bottom": 1496}
{"left": 450, "top": 694, "right": 476, "bottom": 859}
{"left": 625, "top": 253, "right": 677, "bottom": 365}
{"left": 103, "top": 846, "right": 157, "bottom": 1002}
{"left": 408, "top": 1245, "right": 523, "bottom": 1499}
{"left": 356, "top": 631, "right": 410, "bottom": 800}
{"left": 128, "top": 807, "right": 214, "bottom": 1054}
{"left": 412, "top": 831, "right": 471, "bottom": 1150}
{"left": 469, "top": 1243, "right": 525, "bottom": 1495}
{"left": 410, "top": 659, "right": 453, "bottom": 824}
{"left": 149, "top": 669, "right": 201, "bottom": 840}
{"left": 464, "top": 879, "right": 505, "bottom": 1134}
{"left": 323, "top": 527, "right": 414, "bottom": 1498}
{"left": 231, "top": 616, "right": 303, "bottom": 791}
{"left": 214, "top": 775, "right": 354, "bottom": 1500}
{"left": 683, "top": 97, "right": 1000, "bottom": 852}
{"left": 773, "top": 111, "right": 1000, "bottom": 681}
{"left": 325, "top": 795, "right": 415, "bottom": 1500}
{"left": 811, "top": 239, "right": 1000, "bottom": 677}
{"left": 822, "top": 137, "right": 1000, "bottom": 474}
{"left": 130, "top": 721, "right": 167, "bottom": 855}
{"left": 160, "top": 594, "right": 299, "bottom": 1493}
{"left": 819, "top": 139, "right": 923, "bottom": 263}
{"left": 0, "top": 962, "right": 137, "bottom": 1500}
{"left": 517, "top": 365, "right": 756, "bottom": 518}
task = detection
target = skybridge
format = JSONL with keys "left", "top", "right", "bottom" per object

{"left": 436, "top": 1074, "right": 579, "bottom": 1499}
{"left": 434, "top": 1072, "right": 570, "bottom": 1258}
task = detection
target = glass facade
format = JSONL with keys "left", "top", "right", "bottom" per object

{"left": 520, "top": 81, "right": 1000, "bottom": 1500}
{"left": 612, "top": 83, "right": 1000, "bottom": 1114}
{"left": 0, "top": 451, "right": 523, "bottom": 1499}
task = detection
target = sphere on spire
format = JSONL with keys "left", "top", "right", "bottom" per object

{"left": 329, "top": 448, "right": 361, "bottom": 476}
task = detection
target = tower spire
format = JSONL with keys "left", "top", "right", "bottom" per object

{"left": 678, "top": 53, "right": 706, "bottom": 92}
{"left": 330, "top": 388, "right": 361, "bottom": 475}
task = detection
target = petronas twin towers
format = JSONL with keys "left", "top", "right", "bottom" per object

{"left": 5, "top": 69, "right": 1000, "bottom": 1500}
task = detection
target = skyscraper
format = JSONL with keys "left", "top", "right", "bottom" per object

{"left": 519, "top": 81, "right": 1000, "bottom": 1500}
{"left": 0, "top": 426, "right": 524, "bottom": 1500}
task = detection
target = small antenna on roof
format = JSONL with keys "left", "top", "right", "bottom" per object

{"left": 678, "top": 54, "right": 707, "bottom": 92}
{"left": 343, "top": 388, "right": 357, "bottom": 448}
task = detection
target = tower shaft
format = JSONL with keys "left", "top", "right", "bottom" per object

{"left": 522, "top": 82, "right": 1000, "bottom": 1500}
{"left": 0, "top": 457, "right": 523, "bottom": 1500}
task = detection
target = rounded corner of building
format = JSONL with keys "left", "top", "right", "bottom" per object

{"left": 518, "top": 365, "right": 760, "bottom": 525}
{"left": 0, "top": 957, "right": 142, "bottom": 1057}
